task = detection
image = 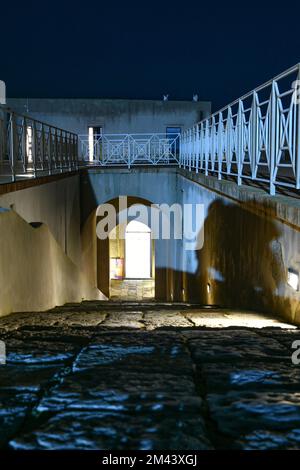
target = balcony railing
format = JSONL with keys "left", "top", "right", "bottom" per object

{"left": 0, "top": 105, "right": 78, "bottom": 181}
{"left": 2, "top": 63, "right": 300, "bottom": 196}
{"left": 180, "top": 63, "right": 300, "bottom": 195}
{"left": 78, "top": 133, "right": 180, "bottom": 168}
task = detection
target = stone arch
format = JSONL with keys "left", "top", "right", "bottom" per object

{"left": 82, "top": 195, "right": 172, "bottom": 299}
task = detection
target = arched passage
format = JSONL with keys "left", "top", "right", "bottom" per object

{"left": 81, "top": 187, "right": 186, "bottom": 303}
{"left": 109, "top": 219, "right": 155, "bottom": 300}
{"left": 80, "top": 170, "right": 186, "bottom": 302}
{"left": 96, "top": 196, "right": 159, "bottom": 300}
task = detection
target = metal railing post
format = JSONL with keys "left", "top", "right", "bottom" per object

{"left": 41, "top": 123, "right": 45, "bottom": 171}
{"left": 237, "top": 100, "right": 243, "bottom": 186}
{"left": 195, "top": 123, "right": 199, "bottom": 173}
{"left": 226, "top": 106, "right": 232, "bottom": 175}
{"left": 218, "top": 112, "right": 222, "bottom": 180}
{"left": 9, "top": 112, "right": 16, "bottom": 182}
{"left": 269, "top": 81, "right": 276, "bottom": 195}
{"left": 75, "top": 135, "right": 79, "bottom": 170}
{"left": 48, "top": 128, "right": 53, "bottom": 175}
{"left": 183, "top": 132, "right": 186, "bottom": 169}
{"left": 211, "top": 115, "right": 215, "bottom": 175}
{"left": 32, "top": 120, "right": 37, "bottom": 177}
{"left": 179, "top": 133, "right": 182, "bottom": 167}
{"left": 188, "top": 129, "right": 191, "bottom": 171}
{"left": 205, "top": 120, "right": 209, "bottom": 176}
{"left": 127, "top": 135, "right": 131, "bottom": 169}
{"left": 22, "top": 117, "right": 27, "bottom": 173}
{"left": 251, "top": 91, "right": 258, "bottom": 179}
{"left": 296, "top": 64, "right": 300, "bottom": 189}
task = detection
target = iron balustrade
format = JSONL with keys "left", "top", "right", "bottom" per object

{"left": 180, "top": 63, "right": 300, "bottom": 195}
{"left": 78, "top": 133, "right": 180, "bottom": 167}
{"left": 2, "top": 62, "right": 300, "bottom": 196}
{"left": 0, "top": 105, "right": 78, "bottom": 181}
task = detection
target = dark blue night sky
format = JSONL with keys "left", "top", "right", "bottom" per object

{"left": 1, "top": 0, "right": 300, "bottom": 110}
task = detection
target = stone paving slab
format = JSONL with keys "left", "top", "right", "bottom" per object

{"left": 59, "top": 311, "right": 107, "bottom": 327}
{"left": 201, "top": 362, "right": 300, "bottom": 392}
{"left": 143, "top": 310, "right": 192, "bottom": 329}
{"left": 6, "top": 327, "right": 95, "bottom": 344}
{"left": 100, "top": 311, "right": 144, "bottom": 329}
{"left": 186, "top": 330, "right": 289, "bottom": 363}
{"left": 236, "top": 429, "right": 300, "bottom": 450}
{"left": 0, "top": 391, "right": 38, "bottom": 447}
{"left": 0, "top": 311, "right": 106, "bottom": 333}
{"left": 183, "top": 328, "right": 259, "bottom": 338}
{"left": 0, "top": 409, "right": 28, "bottom": 448}
{"left": 207, "top": 391, "right": 300, "bottom": 437}
{"left": 37, "top": 385, "right": 203, "bottom": 414}
{"left": 184, "top": 310, "right": 294, "bottom": 329}
{"left": 9, "top": 410, "right": 212, "bottom": 450}
{"left": 5, "top": 339, "right": 78, "bottom": 365}
{"left": 258, "top": 328, "right": 300, "bottom": 348}
{"left": 73, "top": 334, "right": 193, "bottom": 375}
{"left": 0, "top": 302, "right": 299, "bottom": 450}
{"left": 0, "top": 365, "right": 63, "bottom": 391}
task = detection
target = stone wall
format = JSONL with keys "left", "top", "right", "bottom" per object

{"left": 0, "top": 210, "right": 104, "bottom": 316}
{"left": 179, "top": 170, "right": 300, "bottom": 324}
{"left": 0, "top": 175, "right": 81, "bottom": 266}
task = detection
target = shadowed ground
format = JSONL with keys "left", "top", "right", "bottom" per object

{"left": 0, "top": 301, "right": 299, "bottom": 450}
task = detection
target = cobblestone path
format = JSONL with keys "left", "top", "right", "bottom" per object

{"left": 0, "top": 301, "right": 299, "bottom": 450}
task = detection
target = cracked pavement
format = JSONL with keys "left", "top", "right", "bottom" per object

{"left": 0, "top": 301, "right": 299, "bottom": 450}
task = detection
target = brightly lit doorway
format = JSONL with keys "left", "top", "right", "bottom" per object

{"left": 125, "top": 220, "right": 151, "bottom": 279}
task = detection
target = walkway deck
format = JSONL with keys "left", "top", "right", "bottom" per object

{"left": 0, "top": 302, "right": 298, "bottom": 450}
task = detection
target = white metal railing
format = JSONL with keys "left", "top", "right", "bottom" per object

{"left": 4, "top": 63, "right": 300, "bottom": 195}
{"left": 180, "top": 63, "right": 300, "bottom": 195}
{"left": 0, "top": 105, "right": 78, "bottom": 181}
{"left": 78, "top": 133, "right": 180, "bottom": 168}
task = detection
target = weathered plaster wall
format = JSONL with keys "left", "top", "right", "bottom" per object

{"left": 110, "top": 225, "right": 125, "bottom": 259}
{"left": 0, "top": 175, "right": 81, "bottom": 266}
{"left": 0, "top": 210, "right": 103, "bottom": 317}
{"left": 81, "top": 209, "right": 98, "bottom": 288}
{"left": 179, "top": 170, "right": 300, "bottom": 324}
{"left": 7, "top": 98, "right": 211, "bottom": 134}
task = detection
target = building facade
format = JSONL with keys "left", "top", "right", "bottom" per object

{"left": 7, "top": 98, "right": 211, "bottom": 136}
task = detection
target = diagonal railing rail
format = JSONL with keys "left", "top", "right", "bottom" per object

{"left": 3, "top": 63, "right": 300, "bottom": 196}
{"left": 0, "top": 105, "right": 78, "bottom": 182}
{"left": 180, "top": 63, "right": 300, "bottom": 195}
{"left": 78, "top": 133, "right": 180, "bottom": 168}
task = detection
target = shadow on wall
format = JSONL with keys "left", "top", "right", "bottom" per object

{"left": 80, "top": 172, "right": 299, "bottom": 323}
{"left": 0, "top": 210, "right": 103, "bottom": 316}
{"left": 184, "top": 198, "right": 300, "bottom": 323}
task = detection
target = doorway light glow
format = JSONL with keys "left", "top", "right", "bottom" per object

{"left": 26, "top": 126, "right": 33, "bottom": 162}
{"left": 288, "top": 268, "right": 299, "bottom": 291}
{"left": 125, "top": 221, "right": 151, "bottom": 279}
{"left": 88, "top": 127, "right": 94, "bottom": 161}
